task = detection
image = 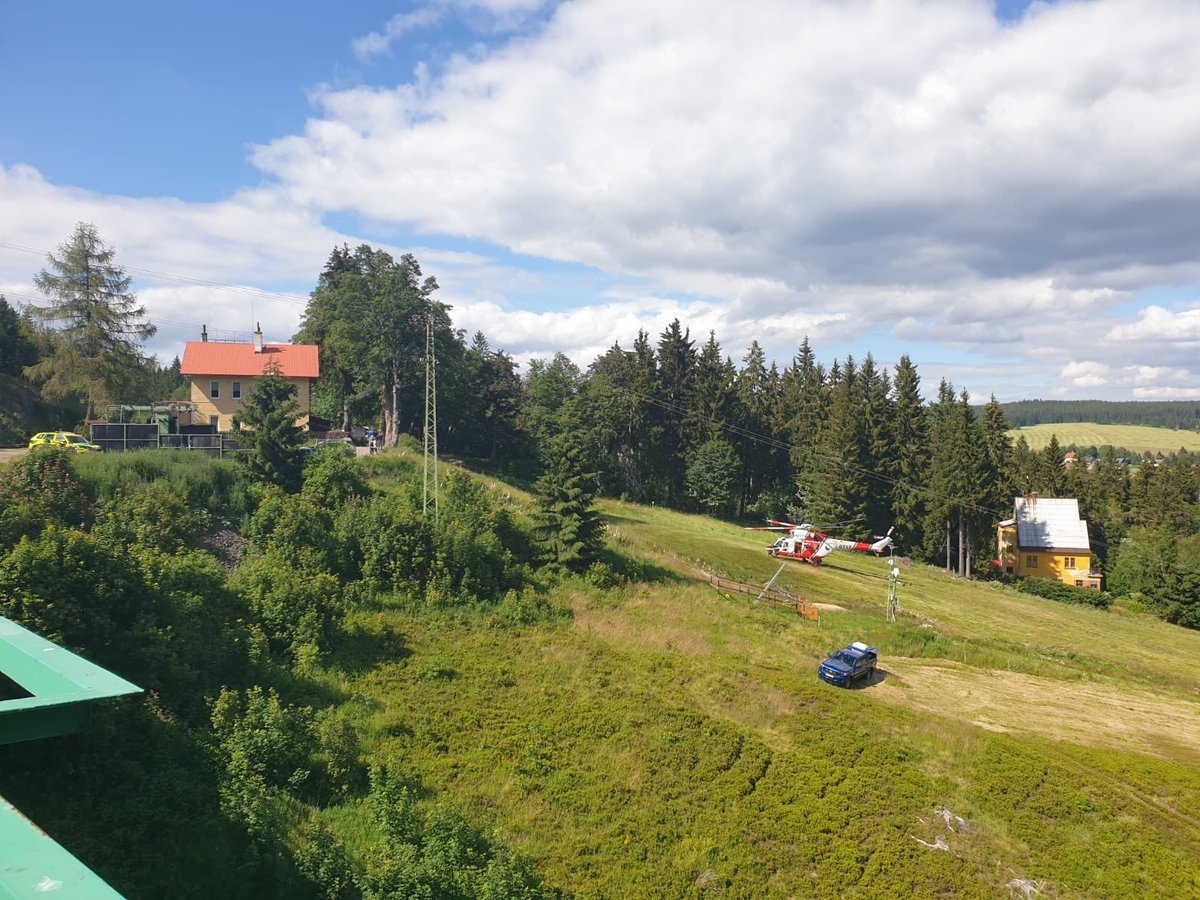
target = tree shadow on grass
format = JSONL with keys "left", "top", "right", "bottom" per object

{"left": 598, "top": 546, "right": 687, "bottom": 585}
{"left": 328, "top": 618, "right": 412, "bottom": 676}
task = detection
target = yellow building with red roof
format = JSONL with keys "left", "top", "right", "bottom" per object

{"left": 179, "top": 325, "right": 320, "bottom": 432}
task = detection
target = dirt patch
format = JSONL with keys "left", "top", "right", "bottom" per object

{"left": 0, "top": 448, "right": 27, "bottom": 463}
{"left": 877, "top": 658, "right": 1200, "bottom": 763}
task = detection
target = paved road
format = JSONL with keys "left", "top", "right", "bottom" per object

{"left": 0, "top": 448, "right": 27, "bottom": 463}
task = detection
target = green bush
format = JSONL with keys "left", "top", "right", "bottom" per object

{"left": 361, "top": 766, "right": 561, "bottom": 899}
{"left": 1016, "top": 576, "right": 1112, "bottom": 609}
{"left": 0, "top": 447, "right": 92, "bottom": 548}
{"left": 0, "top": 525, "right": 145, "bottom": 659}
{"left": 303, "top": 449, "right": 370, "bottom": 509}
{"left": 235, "top": 550, "right": 345, "bottom": 658}
{"left": 335, "top": 493, "right": 433, "bottom": 597}
{"left": 246, "top": 486, "right": 339, "bottom": 574}
{"left": 92, "top": 480, "right": 210, "bottom": 552}
{"left": 210, "top": 685, "right": 317, "bottom": 837}
{"left": 489, "top": 588, "right": 570, "bottom": 628}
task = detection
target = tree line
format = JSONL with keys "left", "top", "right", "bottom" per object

{"left": 1000, "top": 399, "right": 1200, "bottom": 429}
{"left": 9, "top": 229, "right": 1198, "bottom": 626}
{"left": 295, "top": 244, "right": 1200, "bottom": 627}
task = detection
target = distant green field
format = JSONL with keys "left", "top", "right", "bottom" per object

{"left": 1010, "top": 422, "right": 1200, "bottom": 454}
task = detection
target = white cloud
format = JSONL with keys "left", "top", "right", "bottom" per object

{"left": 1062, "top": 361, "right": 1109, "bottom": 388}
{"left": 1104, "top": 305, "right": 1200, "bottom": 343}
{"left": 353, "top": 8, "right": 444, "bottom": 59}
{"left": 8, "top": 0, "right": 1200, "bottom": 400}
{"left": 261, "top": 0, "right": 1200, "bottom": 303}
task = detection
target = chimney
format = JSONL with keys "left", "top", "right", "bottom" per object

{"left": 253, "top": 322, "right": 263, "bottom": 353}
{"left": 201, "top": 324, "right": 208, "bottom": 342}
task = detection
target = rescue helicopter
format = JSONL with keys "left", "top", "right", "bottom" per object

{"left": 752, "top": 520, "right": 894, "bottom": 565}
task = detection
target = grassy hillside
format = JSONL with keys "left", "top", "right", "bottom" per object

{"left": 1010, "top": 421, "right": 1200, "bottom": 455}
{"left": 317, "top": 467, "right": 1200, "bottom": 898}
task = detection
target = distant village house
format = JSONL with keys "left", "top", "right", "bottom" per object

{"left": 179, "top": 325, "right": 320, "bottom": 432}
{"left": 996, "top": 495, "right": 1102, "bottom": 589}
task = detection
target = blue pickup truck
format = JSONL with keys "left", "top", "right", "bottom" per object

{"left": 817, "top": 641, "right": 878, "bottom": 687}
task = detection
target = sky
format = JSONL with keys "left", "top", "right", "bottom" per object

{"left": 3, "top": 0, "right": 1200, "bottom": 403}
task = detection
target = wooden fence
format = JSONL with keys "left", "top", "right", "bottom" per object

{"left": 703, "top": 572, "right": 821, "bottom": 622}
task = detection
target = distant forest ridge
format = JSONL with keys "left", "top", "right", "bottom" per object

{"left": 995, "top": 400, "right": 1200, "bottom": 429}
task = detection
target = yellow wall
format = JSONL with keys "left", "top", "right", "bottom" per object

{"left": 189, "top": 376, "right": 313, "bottom": 432}
{"left": 996, "top": 523, "right": 1099, "bottom": 588}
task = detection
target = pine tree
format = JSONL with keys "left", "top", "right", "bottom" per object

{"left": 691, "top": 331, "right": 736, "bottom": 445}
{"left": 24, "top": 223, "right": 156, "bottom": 418}
{"left": 532, "top": 439, "right": 605, "bottom": 572}
{"left": 1040, "top": 435, "right": 1067, "bottom": 497}
{"left": 654, "top": 319, "right": 696, "bottom": 505}
{"left": 859, "top": 354, "right": 893, "bottom": 533}
{"left": 233, "top": 361, "right": 306, "bottom": 493}
{"left": 979, "top": 395, "right": 1014, "bottom": 521}
{"left": 734, "top": 341, "right": 774, "bottom": 515}
{"left": 888, "top": 355, "right": 926, "bottom": 554}
{"left": 802, "top": 356, "right": 868, "bottom": 532}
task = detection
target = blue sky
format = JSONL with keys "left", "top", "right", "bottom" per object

{"left": 3, "top": 0, "right": 1200, "bottom": 402}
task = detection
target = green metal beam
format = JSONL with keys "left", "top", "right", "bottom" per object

{"left": 0, "top": 797, "right": 125, "bottom": 900}
{"left": 0, "top": 618, "right": 140, "bottom": 746}
{"left": 0, "top": 618, "right": 142, "bottom": 899}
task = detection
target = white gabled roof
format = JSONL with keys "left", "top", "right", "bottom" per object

{"left": 1013, "top": 497, "right": 1090, "bottom": 551}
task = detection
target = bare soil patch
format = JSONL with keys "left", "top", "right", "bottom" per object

{"left": 0, "top": 448, "right": 27, "bottom": 462}
{"left": 877, "top": 658, "right": 1200, "bottom": 763}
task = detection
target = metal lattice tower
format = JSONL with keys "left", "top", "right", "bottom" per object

{"left": 422, "top": 306, "right": 439, "bottom": 521}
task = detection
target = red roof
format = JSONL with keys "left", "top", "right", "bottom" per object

{"left": 180, "top": 341, "right": 320, "bottom": 379}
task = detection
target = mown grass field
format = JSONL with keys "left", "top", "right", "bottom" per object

{"left": 322, "top": 464, "right": 1200, "bottom": 897}
{"left": 1011, "top": 422, "right": 1200, "bottom": 454}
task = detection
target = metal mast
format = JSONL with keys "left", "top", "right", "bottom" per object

{"left": 422, "top": 304, "right": 439, "bottom": 521}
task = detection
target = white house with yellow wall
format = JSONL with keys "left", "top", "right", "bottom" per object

{"left": 179, "top": 326, "right": 320, "bottom": 432}
{"left": 996, "top": 495, "right": 1102, "bottom": 589}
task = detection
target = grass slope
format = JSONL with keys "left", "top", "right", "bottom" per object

{"left": 328, "top": 464, "right": 1200, "bottom": 898}
{"left": 1011, "top": 422, "right": 1200, "bottom": 454}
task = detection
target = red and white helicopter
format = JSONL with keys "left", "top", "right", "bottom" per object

{"left": 753, "top": 520, "right": 894, "bottom": 566}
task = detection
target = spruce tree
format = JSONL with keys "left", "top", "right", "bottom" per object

{"left": 233, "top": 361, "right": 306, "bottom": 493}
{"left": 654, "top": 319, "right": 696, "bottom": 505}
{"left": 733, "top": 341, "right": 774, "bottom": 515}
{"left": 532, "top": 438, "right": 604, "bottom": 572}
{"left": 888, "top": 355, "right": 926, "bottom": 554}
{"left": 802, "top": 356, "right": 868, "bottom": 532}
{"left": 691, "top": 331, "right": 736, "bottom": 445}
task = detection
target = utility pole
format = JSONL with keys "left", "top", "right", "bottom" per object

{"left": 886, "top": 559, "right": 901, "bottom": 622}
{"left": 423, "top": 303, "right": 439, "bottom": 521}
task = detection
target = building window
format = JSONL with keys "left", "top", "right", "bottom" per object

{"left": 1075, "top": 580, "right": 1083, "bottom": 587}
{"left": 209, "top": 380, "right": 220, "bottom": 399}
{"left": 1026, "top": 555, "right": 1038, "bottom": 569}
{"left": 232, "top": 381, "right": 242, "bottom": 400}
{"left": 1064, "top": 556, "right": 1076, "bottom": 569}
